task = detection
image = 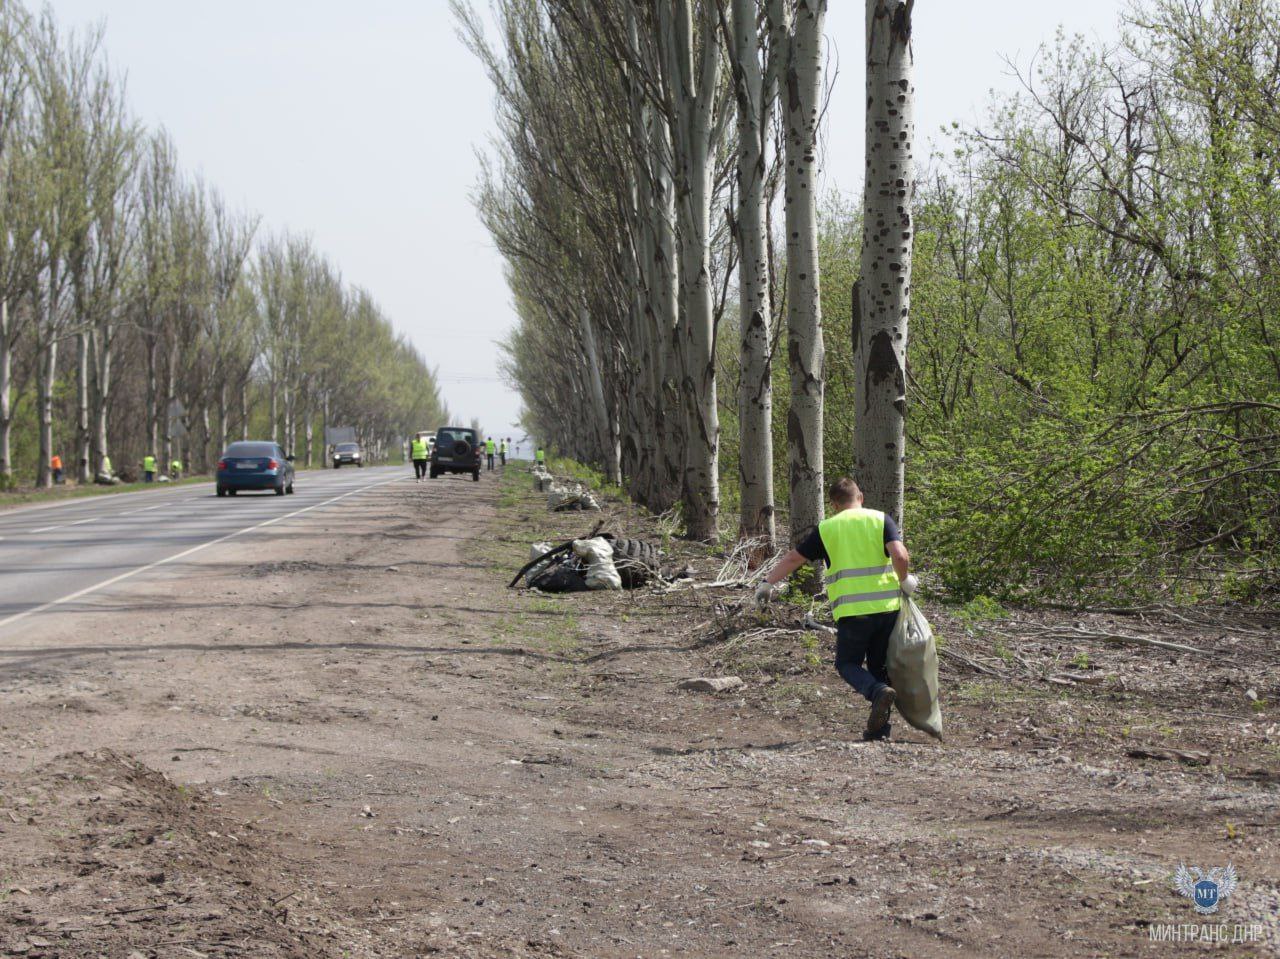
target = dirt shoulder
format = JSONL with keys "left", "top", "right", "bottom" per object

{"left": 1, "top": 468, "right": 1276, "bottom": 957}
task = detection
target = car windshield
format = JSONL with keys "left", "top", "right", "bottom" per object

{"left": 225, "top": 442, "right": 276, "bottom": 457}
{"left": 336, "top": 443, "right": 358, "bottom": 452}
{"left": 437, "top": 429, "right": 475, "bottom": 444}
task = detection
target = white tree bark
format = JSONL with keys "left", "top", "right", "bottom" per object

{"left": 0, "top": 299, "right": 11, "bottom": 483}
{"left": 36, "top": 337, "right": 56, "bottom": 488}
{"left": 91, "top": 326, "right": 110, "bottom": 476}
{"left": 650, "top": 113, "right": 683, "bottom": 510}
{"left": 855, "top": 0, "right": 914, "bottom": 523}
{"left": 145, "top": 335, "right": 159, "bottom": 457}
{"left": 728, "top": 0, "right": 777, "bottom": 551}
{"left": 578, "top": 304, "right": 620, "bottom": 484}
{"left": 777, "top": 0, "right": 827, "bottom": 541}
{"left": 217, "top": 380, "right": 228, "bottom": 454}
{"left": 660, "top": 0, "right": 725, "bottom": 541}
{"left": 76, "top": 330, "right": 90, "bottom": 482}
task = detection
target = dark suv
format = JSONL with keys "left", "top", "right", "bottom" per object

{"left": 430, "top": 426, "right": 482, "bottom": 481}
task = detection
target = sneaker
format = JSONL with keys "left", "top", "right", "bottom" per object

{"left": 866, "top": 686, "right": 896, "bottom": 736}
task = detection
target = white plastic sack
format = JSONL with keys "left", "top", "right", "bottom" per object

{"left": 887, "top": 596, "right": 943, "bottom": 741}
{"left": 572, "top": 537, "right": 622, "bottom": 591}
{"left": 526, "top": 542, "right": 554, "bottom": 586}
{"left": 546, "top": 483, "right": 571, "bottom": 509}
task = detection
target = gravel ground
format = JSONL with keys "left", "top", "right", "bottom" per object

{"left": 0, "top": 466, "right": 1275, "bottom": 957}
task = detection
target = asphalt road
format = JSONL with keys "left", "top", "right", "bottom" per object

{"left": 0, "top": 465, "right": 410, "bottom": 635}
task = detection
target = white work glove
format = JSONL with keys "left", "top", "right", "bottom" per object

{"left": 754, "top": 581, "right": 779, "bottom": 606}
{"left": 900, "top": 573, "right": 919, "bottom": 596}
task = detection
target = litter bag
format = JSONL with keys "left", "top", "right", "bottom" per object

{"left": 572, "top": 537, "right": 622, "bottom": 591}
{"left": 887, "top": 596, "right": 943, "bottom": 741}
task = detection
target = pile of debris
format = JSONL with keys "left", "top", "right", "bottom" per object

{"left": 531, "top": 463, "right": 554, "bottom": 491}
{"left": 546, "top": 482, "right": 601, "bottom": 512}
{"left": 529, "top": 464, "right": 602, "bottom": 511}
{"left": 510, "top": 532, "right": 683, "bottom": 593}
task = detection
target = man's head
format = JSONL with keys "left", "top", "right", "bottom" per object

{"left": 829, "top": 477, "right": 863, "bottom": 510}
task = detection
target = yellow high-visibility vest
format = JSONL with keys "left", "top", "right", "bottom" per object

{"left": 143, "top": 455, "right": 156, "bottom": 473}
{"left": 411, "top": 439, "right": 427, "bottom": 459}
{"left": 818, "top": 507, "right": 901, "bottom": 619}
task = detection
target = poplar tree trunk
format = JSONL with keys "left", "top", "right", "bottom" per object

{"left": 92, "top": 327, "right": 111, "bottom": 476}
{"left": 0, "top": 300, "right": 11, "bottom": 484}
{"left": 145, "top": 336, "right": 159, "bottom": 458}
{"left": 269, "top": 379, "right": 278, "bottom": 445}
{"left": 217, "top": 380, "right": 228, "bottom": 453}
{"left": 36, "top": 340, "right": 56, "bottom": 488}
{"left": 854, "top": 0, "right": 914, "bottom": 523}
{"left": 200, "top": 404, "right": 211, "bottom": 471}
{"left": 661, "top": 0, "right": 722, "bottom": 541}
{"left": 783, "top": 0, "right": 827, "bottom": 539}
{"left": 240, "top": 379, "right": 249, "bottom": 441}
{"left": 76, "top": 332, "right": 90, "bottom": 483}
{"left": 163, "top": 340, "right": 177, "bottom": 469}
{"left": 730, "top": 0, "right": 777, "bottom": 551}
{"left": 651, "top": 120, "right": 683, "bottom": 511}
{"left": 322, "top": 391, "right": 330, "bottom": 467}
{"left": 578, "top": 305, "right": 619, "bottom": 485}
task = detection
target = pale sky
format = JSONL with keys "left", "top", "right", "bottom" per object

{"left": 46, "top": 0, "right": 1127, "bottom": 441}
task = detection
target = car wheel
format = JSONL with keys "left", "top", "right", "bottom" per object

{"left": 473, "top": 470, "right": 480, "bottom": 482}
{"left": 275, "top": 484, "right": 285, "bottom": 496}
{"left": 334, "top": 462, "right": 340, "bottom": 469}
{"left": 228, "top": 489, "right": 237, "bottom": 496}
{"left": 287, "top": 482, "right": 295, "bottom": 494}
{"left": 216, "top": 486, "right": 226, "bottom": 498}
{"left": 430, "top": 468, "right": 438, "bottom": 479}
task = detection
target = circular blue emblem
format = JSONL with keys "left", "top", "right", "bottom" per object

{"left": 1193, "top": 879, "right": 1220, "bottom": 911}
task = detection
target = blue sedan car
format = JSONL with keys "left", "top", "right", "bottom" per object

{"left": 216, "top": 441, "right": 295, "bottom": 497}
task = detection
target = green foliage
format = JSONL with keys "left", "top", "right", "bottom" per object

{"left": 803, "top": 4, "right": 1279, "bottom": 605}
{"left": 956, "top": 595, "right": 1007, "bottom": 624}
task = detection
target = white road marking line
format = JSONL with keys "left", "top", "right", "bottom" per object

{"left": 0, "top": 482, "right": 216, "bottom": 518}
{"left": 26, "top": 517, "right": 103, "bottom": 534}
{"left": 0, "top": 474, "right": 409, "bottom": 635}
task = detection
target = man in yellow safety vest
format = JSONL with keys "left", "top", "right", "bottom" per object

{"left": 485, "top": 437, "right": 496, "bottom": 472}
{"left": 756, "top": 477, "right": 917, "bottom": 741}
{"left": 410, "top": 436, "right": 428, "bottom": 481}
{"left": 535, "top": 447, "right": 545, "bottom": 466}
{"left": 142, "top": 454, "right": 157, "bottom": 483}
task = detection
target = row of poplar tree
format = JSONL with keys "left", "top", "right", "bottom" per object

{"left": 460, "top": 0, "right": 914, "bottom": 547}
{"left": 472, "top": 0, "right": 1279, "bottom": 603}
{"left": 0, "top": 5, "right": 448, "bottom": 488}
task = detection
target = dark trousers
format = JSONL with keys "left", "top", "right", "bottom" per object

{"left": 835, "top": 610, "right": 898, "bottom": 734}
{"left": 487, "top": 454, "right": 495, "bottom": 471}
{"left": 413, "top": 459, "right": 427, "bottom": 479}
{"left": 144, "top": 471, "right": 154, "bottom": 483}
{"left": 500, "top": 452, "right": 506, "bottom": 466}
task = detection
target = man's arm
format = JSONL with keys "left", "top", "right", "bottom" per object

{"left": 888, "top": 540, "right": 910, "bottom": 582}
{"left": 763, "top": 549, "right": 809, "bottom": 586}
